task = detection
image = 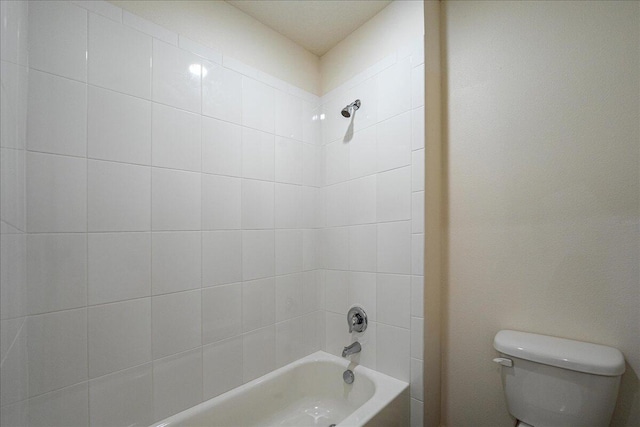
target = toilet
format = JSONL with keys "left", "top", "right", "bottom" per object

{"left": 493, "top": 330, "right": 625, "bottom": 427}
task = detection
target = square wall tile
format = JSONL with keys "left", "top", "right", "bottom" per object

{"left": 243, "top": 326, "right": 276, "bottom": 382}
{"left": 275, "top": 230, "right": 303, "bottom": 275}
{"left": 202, "top": 231, "right": 242, "bottom": 287}
{"left": 28, "top": 1, "right": 87, "bottom": 82}
{"left": 275, "top": 91, "right": 303, "bottom": 141}
{"left": 325, "top": 182, "right": 349, "bottom": 227}
{"left": 202, "top": 283, "right": 242, "bottom": 344}
{"left": 411, "top": 358, "right": 424, "bottom": 400}
{"left": 349, "top": 175, "right": 376, "bottom": 225}
{"left": 88, "top": 86, "right": 152, "bottom": 165}
{"left": 88, "top": 13, "right": 152, "bottom": 99}
{"left": 242, "top": 179, "right": 274, "bottom": 229}
{"left": 301, "top": 102, "right": 320, "bottom": 146}
{"left": 242, "top": 278, "right": 275, "bottom": 332}
{"left": 322, "top": 227, "right": 349, "bottom": 271}
{"left": 377, "top": 111, "right": 411, "bottom": 172}
{"left": 122, "top": 11, "right": 177, "bottom": 45}
{"left": 376, "top": 323, "right": 410, "bottom": 382}
{"left": 302, "top": 186, "right": 321, "bottom": 229}
{"left": 153, "top": 348, "right": 203, "bottom": 422}
{"left": 88, "top": 160, "right": 151, "bottom": 232}
{"left": 275, "top": 273, "right": 303, "bottom": 322}
{"left": 324, "top": 139, "right": 349, "bottom": 186}
{"left": 412, "top": 149, "right": 425, "bottom": 192}
{"left": 1, "top": 147, "right": 26, "bottom": 232}
{"left": 412, "top": 234, "right": 424, "bottom": 276}
{"left": 27, "top": 382, "right": 89, "bottom": 427}
{"left": 349, "top": 224, "right": 377, "bottom": 272}
{"left": 242, "top": 230, "right": 275, "bottom": 281}
{"left": 72, "top": 0, "right": 122, "bottom": 22}
{"left": 377, "top": 274, "right": 411, "bottom": 328}
{"left": 242, "top": 127, "right": 274, "bottom": 181}
{"left": 202, "top": 61, "right": 242, "bottom": 124}
{"left": 152, "top": 290, "right": 201, "bottom": 359}
{"left": 412, "top": 192, "right": 424, "bottom": 234}
{"left": 152, "top": 40, "right": 201, "bottom": 113}
{"left": 276, "top": 318, "right": 304, "bottom": 367}
{"left": 302, "top": 143, "right": 320, "bottom": 187}
{"left": 0, "top": 0, "right": 28, "bottom": 66}
{"left": 242, "top": 77, "right": 275, "bottom": 133}
{"left": 411, "top": 316, "right": 424, "bottom": 360}
{"left": 202, "top": 117, "right": 242, "bottom": 176}
{"left": 89, "top": 364, "right": 153, "bottom": 427}
{"left": 411, "top": 64, "right": 425, "bottom": 109}
{"left": 0, "top": 232, "right": 27, "bottom": 320}
{"left": 411, "top": 107, "right": 424, "bottom": 151}
{"left": 304, "top": 270, "right": 324, "bottom": 312}
{"left": 27, "top": 152, "right": 87, "bottom": 233}
{"left": 1, "top": 314, "right": 28, "bottom": 405}
{"left": 349, "top": 125, "right": 377, "bottom": 180}
{"left": 88, "top": 298, "right": 151, "bottom": 378}
{"left": 203, "top": 336, "right": 243, "bottom": 400}
{"left": 275, "top": 137, "right": 303, "bottom": 184}
{"left": 27, "top": 309, "right": 87, "bottom": 397}
{"left": 411, "top": 276, "right": 424, "bottom": 318}
{"left": 152, "top": 103, "right": 201, "bottom": 172}
{"left": 411, "top": 399, "right": 424, "bottom": 427}
{"left": 377, "top": 221, "right": 411, "bottom": 274}
{"left": 1, "top": 61, "right": 28, "bottom": 152}
{"left": 27, "top": 233, "right": 87, "bottom": 315}
{"left": 152, "top": 168, "right": 201, "bottom": 231}
{"left": 275, "top": 183, "right": 302, "bottom": 229}
{"left": 324, "top": 270, "right": 349, "bottom": 314}
{"left": 88, "top": 232, "right": 151, "bottom": 305}
{"left": 202, "top": 174, "right": 241, "bottom": 230}
{"left": 305, "top": 310, "right": 324, "bottom": 360}
{"left": 152, "top": 231, "right": 201, "bottom": 295}
{"left": 27, "top": 70, "right": 87, "bottom": 157}
{"left": 302, "top": 229, "right": 318, "bottom": 271}
{"left": 377, "top": 166, "right": 411, "bottom": 222}
{"left": 378, "top": 57, "right": 411, "bottom": 121}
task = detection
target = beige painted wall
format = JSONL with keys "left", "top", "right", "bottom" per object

{"left": 320, "top": 0, "right": 424, "bottom": 94}
{"left": 109, "top": 0, "right": 321, "bottom": 94}
{"left": 443, "top": 1, "right": 639, "bottom": 426}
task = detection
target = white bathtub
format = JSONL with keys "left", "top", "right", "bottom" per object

{"left": 151, "top": 351, "right": 409, "bottom": 427}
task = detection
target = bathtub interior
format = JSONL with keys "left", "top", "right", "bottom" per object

{"left": 177, "top": 360, "right": 375, "bottom": 427}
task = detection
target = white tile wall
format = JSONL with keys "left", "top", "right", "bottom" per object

{"left": 152, "top": 40, "right": 201, "bottom": 113}
{"left": 88, "top": 232, "right": 151, "bottom": 305}
{"left": 27, "top": 70, "right": 87, "bottom": 157}
{"left": 88, "top": 160, "right": 151, "bottom": 232}
{"left": 318, "top": 40, "right": 425, "bottom": 427}
{"left": 4, "top": 2, "right": 423, "bottom": 426}
{"left": 28, "top": 1, "right": 87, "bottom": 82}
{"left": 88, "top": 13, "right": 152, "bottom": 99}
{"left": 88, "top": 85, "right": 152, "bottom": 165}
{"left": 201, "top": 117, "right": 242, "bottom": 176}
{"left": 152, "top": 103, "right": 201, "bottom": 171}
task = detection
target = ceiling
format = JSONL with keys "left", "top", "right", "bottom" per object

{"left": 225, "top": 0, "right": 393, "bottom": 56}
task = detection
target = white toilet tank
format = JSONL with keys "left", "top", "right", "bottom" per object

{"left": 493, "top": 330, "right": 625, "bottom": 427}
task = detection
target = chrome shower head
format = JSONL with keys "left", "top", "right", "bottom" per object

{"left": 341, "top": 99, "right": 361, "bottom": 118}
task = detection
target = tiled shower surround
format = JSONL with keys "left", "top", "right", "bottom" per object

{"left": 0, "top": 1, "right": 424, "bottom": 426}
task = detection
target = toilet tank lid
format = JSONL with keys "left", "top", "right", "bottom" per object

{"left": 494, "top": 330, "right": 625, "bottom": 376}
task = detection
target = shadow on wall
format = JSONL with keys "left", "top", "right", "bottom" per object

{"left": 614, "top": 365, "right": 639, "bottom": 426}
{"left": 342, "top": 114, "right": 355, "bottom": 143}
